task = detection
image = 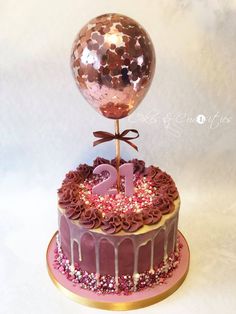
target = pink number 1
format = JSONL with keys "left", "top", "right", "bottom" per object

{"left": 119, "top": 163, "right": 134, "bottom": 196}
{"left": 92, "top": 163, "right": 134, "bottom": 196}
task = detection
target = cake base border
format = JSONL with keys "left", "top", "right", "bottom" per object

{"left": 46, "top": 230, "right": 190, "bottom": 310}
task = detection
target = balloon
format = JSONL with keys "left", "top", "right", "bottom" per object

{"left": 71, "top": 13, "right": 156, "bottom": 119}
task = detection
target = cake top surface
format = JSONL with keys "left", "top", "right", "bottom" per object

{"left": 58, "top": 157, "right": 179, "bottom": 234}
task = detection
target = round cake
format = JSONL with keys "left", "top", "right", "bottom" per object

{"left": 54, "top": 157, "right": 182, "bottom": 294}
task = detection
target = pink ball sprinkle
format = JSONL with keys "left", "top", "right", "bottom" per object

{"left": 59, "top": 266, "right": 64, "bottom": 272}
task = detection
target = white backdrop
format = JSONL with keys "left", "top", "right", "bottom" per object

{"left": 1, "top": 1, "right": 236, "bottom": 313}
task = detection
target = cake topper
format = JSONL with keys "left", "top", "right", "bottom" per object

{"left": 71, "top": 13, "right": 155, "bottom": 193}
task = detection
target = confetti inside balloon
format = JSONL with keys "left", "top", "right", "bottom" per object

{"left": 71, "top": 13, "right": 156, "bottom": 119}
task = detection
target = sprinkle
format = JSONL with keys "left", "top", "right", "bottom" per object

{"left": 72, "top": 175, "right": 161, "bottom": 216}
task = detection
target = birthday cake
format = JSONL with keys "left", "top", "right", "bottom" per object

{"left": 47, "top": 13, "right": 189, "bottom": 307}
{"left": 54, "top": 158, "right": 181, "bottom": 294}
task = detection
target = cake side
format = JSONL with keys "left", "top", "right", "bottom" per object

{"left": 59, "top": 198, "right": 180, "bottom": 277}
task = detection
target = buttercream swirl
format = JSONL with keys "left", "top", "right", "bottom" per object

{"left": 101, "top": 213, "right": 123, "bottom": 234}
{"left": 142, "top": 207, "right": 162, "bottom": 225}
{"left": 110, "top": 158, "right": 126, "bottom": 167}
{"left": 62, "top": 170, "right": 84, "bottom": 185}
{"left": 79, "top": 208, "right": 102, "bottom": 229}
{"left": 93, "top": 157, "right": 110, "bottom": 168}
{"left": 151, "top": 171, "right": 173, "bottom": 188}
{"left": 160, "top": 184, "right": 179, "bottom": 201}
{"left": 130, "top": 158, "right": 145, "bottom": 175}
{"left": 145, "top": 165, "right": 161, "bottom": 179}
{"left": 76, "top": 164, "right": 93, "bottom": 179}
{"left": 152, "top": 196, "right": 174, "bottom": 214}
{"left": 65, "top": 200, "right": 85, "bottom": 220}
{"left": 122, "top": 212, "right": 143, "bottom": 232}
{"left": 58, "top": 183, "right": 80, "bottom": 208}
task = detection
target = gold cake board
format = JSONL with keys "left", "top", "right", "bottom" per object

{"left": 46, "top": 231, "right": 190, "bottom": 310}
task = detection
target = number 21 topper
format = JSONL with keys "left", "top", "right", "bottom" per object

{"left": 71, "top": 13, "right": 156, "bottom": 193}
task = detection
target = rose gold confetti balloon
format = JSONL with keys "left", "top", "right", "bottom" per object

{"left": 71, "top": 13, "right": 156, "bottom": 119}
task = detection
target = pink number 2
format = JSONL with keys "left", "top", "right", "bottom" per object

{"left": 92, "top": 163, "right": 134, "bottom": 196}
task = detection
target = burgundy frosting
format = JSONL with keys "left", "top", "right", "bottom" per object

{"left": 130, "top": 158, "right": 145, "bottom": 175}
{"left": 58, "top": 158, "right": 179, "bottom": 234}
{"left": 160, "top": 184, "right": 179, "bottom": 201}
{"left": 110, "top": 158, "right": 126, "bottom": 167}
{"left": 58, "top": 183, "right": 80, "bottom": 208}
{"left": 153, "top": 196, "right": 174, "bottom": 214}
{"left": 144, "top": 165, "right": 161, "bottom": 178}
{"left": 122, "top": 212, "right": 143, "bottom": 232}
{"left": 64, "top": 200, "right": 85, "bottom": 220}
{"left": 79, "top": 208, "right": 102, "bottom": 229}
{"left": 62, "top": 170, "right": 84, "bottom": 185}
{"left": 142, "top": 207, "right": 162, "bottom": 225}
{"left": 76, "top": 164, "right": 93, "bottom": 179}
{"left": 151, "top": 171, "right": 173, "bottom": 188}
{"left": 93, "top": 157, "right": 110, "bottom": 168}
{"left": 101, "top": 213, "right": 123, "bottom": 234}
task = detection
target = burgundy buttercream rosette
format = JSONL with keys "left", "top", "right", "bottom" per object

{"left": 152, "top": 196, "right": 174, "bottom": 214}
{"left": 151, "top": 171, "right": 173, "bottom": 188}
{"left": 130, "top": 158, "right": 145, "bottom": 175}
{"left": 58, "top": 183, "right": 80, "bottom": 208}
{"left": 144, "top": 165, "right": 161, "bottom": 179}
{"left": 110, "top": 158, "right": 126, "bottom": 168}
{"left": 93, "top": 157, "right": 110, "bottom": 168}
{"left": 101, "top": 213, "right": 123, "bottom": 234}
{"left": 142, "top": 207, "right": 162, "bottom": 225}
{"left": 122, "top": 212, "right": 143, "bottom": 232}
{"left": 79, "top": 208, "right": 102, "bottom": 229}
{"left": 159, "top": 184, "right": 179, "bottom": 201}
{"left": 62, "top": 170, "right": 84, "bottom": 185}
{"left": 65, "top": 200, "right": 85, "bottom": 220}
{"left": 76, "top": 164, "right": 93, "bottom": 179}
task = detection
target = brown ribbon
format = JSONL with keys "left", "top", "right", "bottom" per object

{"left": 93, "top": 129, "right": 139, "bottom": 151}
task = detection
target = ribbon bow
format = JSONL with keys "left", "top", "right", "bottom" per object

{"left": 93, "top": 129, "right": 139, "bottom": 151}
